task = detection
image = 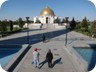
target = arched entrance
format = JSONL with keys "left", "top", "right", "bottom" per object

{"left": 46, "top": 17, "right": 48, "bottom": 24}
{"left": 46, "top": 17, "right": 50, "bottom": 24}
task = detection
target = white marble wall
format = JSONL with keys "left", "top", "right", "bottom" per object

{"left": 33, "top": 15, "right": 57, "bottom": 24}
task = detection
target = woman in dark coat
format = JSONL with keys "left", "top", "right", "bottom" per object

{"left": 46, "top": 49, "right": 53, "bottom": 68}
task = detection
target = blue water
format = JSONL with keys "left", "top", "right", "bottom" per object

{"left": 74, "top": 48, "right": 96, "bottom": 71}
{"left": 0, "top": 48, "right": 20, "bottom": 67}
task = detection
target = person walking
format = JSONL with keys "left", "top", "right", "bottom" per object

{"left": 46, "top": 49, "right": 53, "bottom": 68}
{"left": 42, "top": 34, "right": 46, "bottom": 42}
{"left": 33, "top": 48, "right": 40, "bottom": 68}
{"left": 40, "top": 23, "right": 43, "bottom": 28}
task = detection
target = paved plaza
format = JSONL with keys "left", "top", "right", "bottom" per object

{"left": 0, "top": 25, "right": 96, "bottom": 72}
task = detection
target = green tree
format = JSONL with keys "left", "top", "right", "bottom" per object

{"left": 70, "top": 17, "right": 76, "bottom": 30}
{"left": 91, "top": 20, "right": 96, "bottom": 34}
{"left": 0, "top": 20, "right": 1, "bottom": 32}
{"left": 62, "top": 18, "right": 66, "bottom": 23}
{"left": 1, "top": 20, "right": 7, "bottom": 36}
{"left": 81, "top": 17, "right": 88, "bottom": 32}
{"left": 65, "top": 17, "right": 69, "bottom": 23}
{"left": 18, "top": 17, "right": 24, "bottom": 28}
{"left": 1, "top": 20, "right": 7, "bottom": 32}
{"left": 31, "top": 20, "right": 34, "bottom": 23}
{"left": 9, "top": 20, "right": 13, "bottom": 31}
{"left": 54, "top": 18, "right": 60, "bottom": 23}
{"left": 35, "top": 19, "right": 41, "bottom": 23}
{"left": 75, "top": 21, "right": 81, "bottom": 30}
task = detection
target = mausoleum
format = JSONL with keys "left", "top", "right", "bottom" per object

{"left": 33, "top": 7, "right": 58, "bottom": 24}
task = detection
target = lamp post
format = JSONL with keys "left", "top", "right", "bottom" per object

{"left": 65, "top": 17, "right": 69, "bottom": 46}
{"left": 65, "top": 23, "right": 67, "bottom": 46}
{"left": 26, "top": 17, "right": 30, "bottom": 45}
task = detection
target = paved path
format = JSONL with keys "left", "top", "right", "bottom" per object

{"left": 13, "top": 29, "right": 95, "bottom": 72}
{"left": 1, "top": 27, "right": 96, "bottom": 72}
{"left": 13, "top": 37, "right": 83, "bottom": 72}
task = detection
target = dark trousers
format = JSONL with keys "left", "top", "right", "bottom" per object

{"left": 48, "top": 60, "right": 52, "bottom": 68}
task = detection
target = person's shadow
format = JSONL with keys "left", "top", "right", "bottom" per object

{"left": 39, "top": 59, "right": 47, "bottom": 69}
{"left": 32, "top": 58, "right": 62, "bottom": 68}
{"left": 52, "top": 58, "right": 62, "bottom": 68}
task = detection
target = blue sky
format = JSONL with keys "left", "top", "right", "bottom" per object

{"left": 0, "top": 0, "right": 96, "bottom": 21}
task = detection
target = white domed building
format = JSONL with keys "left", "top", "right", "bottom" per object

{"left": 33, "top": 7, "right": 58, "bottom": 24}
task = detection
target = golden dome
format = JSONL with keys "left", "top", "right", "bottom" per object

{"left": 40, "top": 7, "right": 55, "bottom": 16}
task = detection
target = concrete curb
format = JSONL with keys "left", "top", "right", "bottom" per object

{"left": 3, "top": 44, "right": 30, "bottom": 72}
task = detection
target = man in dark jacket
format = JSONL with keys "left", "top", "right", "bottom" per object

{"left": 46, "top": 49, "right": 53, "bottom": 68}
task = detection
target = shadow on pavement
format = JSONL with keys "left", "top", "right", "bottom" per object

{"left": 21, "top": 28, "right": 46, "bottom": 33}
{"left": 0, "top": 29, "right": 71, "bottom": 45}
{"left": 52, "top": 57, "right": 62, "bottom": 68}
{"left": 39, "top": 59, "right": 47, "bottom": 69}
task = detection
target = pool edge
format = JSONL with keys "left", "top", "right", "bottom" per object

{"left": 3, "top": 44, "right": 31, "bottom": 72}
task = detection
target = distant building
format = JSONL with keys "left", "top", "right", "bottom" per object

{"left": 33, "top": 6, "right": 58, "bottom": 24}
